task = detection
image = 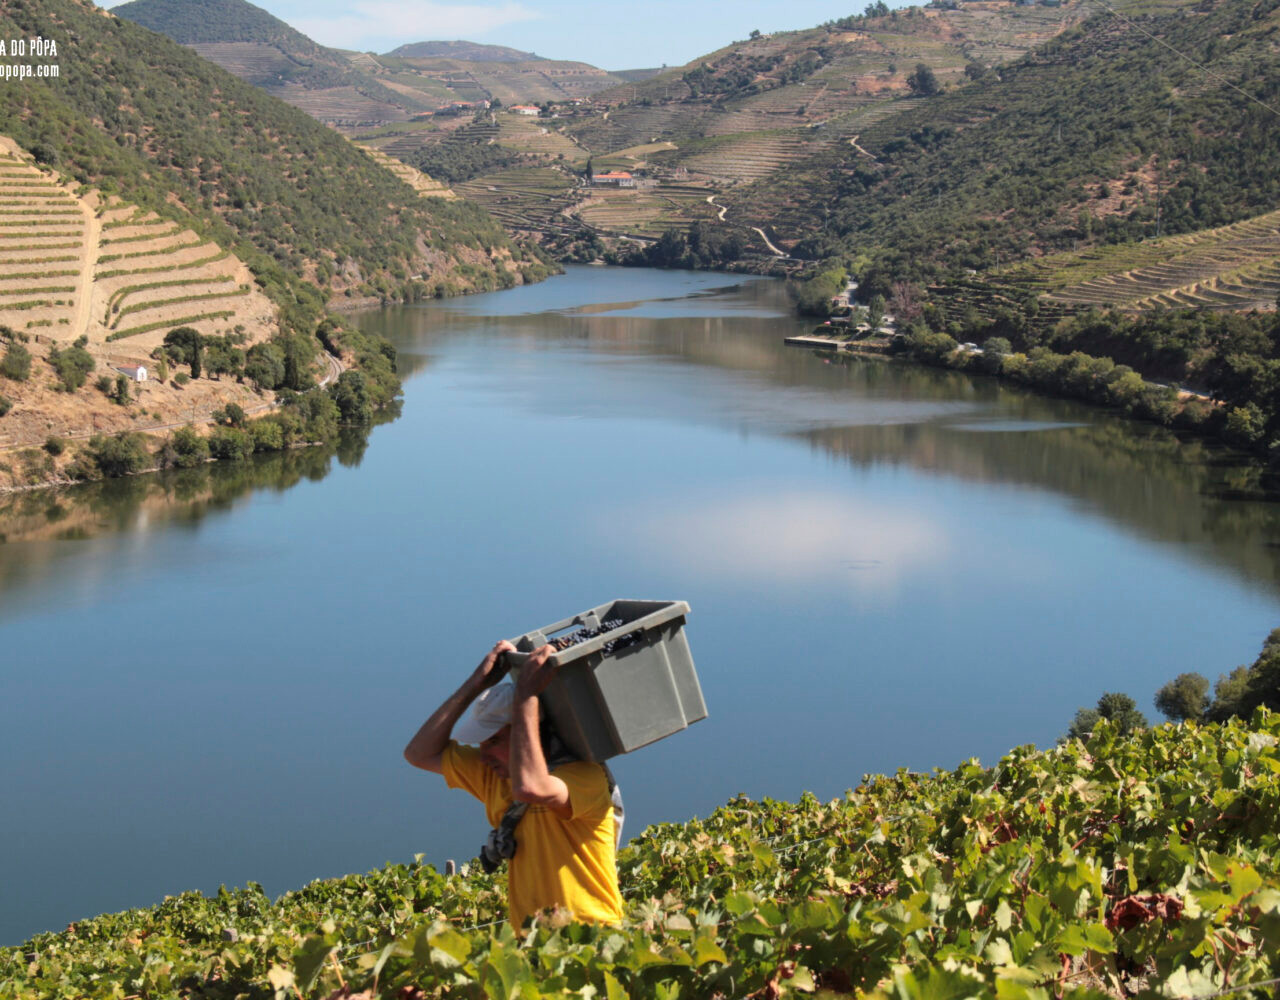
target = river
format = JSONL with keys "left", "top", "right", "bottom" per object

{"left": 3, "top": 266, "right": 1279, "bottom": 945}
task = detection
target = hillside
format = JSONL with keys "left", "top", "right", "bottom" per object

{"left": 0, "top": 0, "right": 553, "bottom": 481}
{"left": 360, "top": 0, "right": 1155, "bottom": 258}
{"left": 724, "top": 0, "right": 1280, "bottom": 279}
{"left": 113, "top": 0, "right": 426, "bottom": 122}
{"left": 3, "top": 714, "right": 1277, "bottom": 997}
{"left": 0, "top": 0, "right": 549, "bottom": 313}
{"left": 116, "top": 0, "right": 626, "bottom": 124}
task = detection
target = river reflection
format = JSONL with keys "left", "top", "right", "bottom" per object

{"left": 3, "top": 266, "right": 1279, "bottom": 946}
{"left": 0, "top": 431, "right": 375, "bottom": 605}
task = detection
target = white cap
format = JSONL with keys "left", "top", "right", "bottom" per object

{"left": 453, "top": 683, "right": 516, "bottom": 745}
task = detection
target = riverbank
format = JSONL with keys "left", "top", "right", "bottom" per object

{"left": 785, "top": 326, "right": 1276, "bottom": 488}
{"left": 4, "top": 715, "right": 1277, "bottom": 997}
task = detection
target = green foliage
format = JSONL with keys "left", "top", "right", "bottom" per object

{"left": 244, "top": 341, "right": 286, "bottom": 390}
{"left": 213, "top": 402, "right": 247, "bottom": 428}
{"left": 5, "top": 716, "right": 1280, "bottom": 998}
{"left": 1, "top": 342, "right": 32, "bottom": 381}
{"left": 280, "top": 388, "right": 341, "bottom": 443}
{"left": 168, "top": 425, "right": 209, "bottom": 469}
{"left": 0, "top": 394, "right": 10, "bottom": 417}
{"left": 930, "top": 304, "right": 1280, "bottom": 456}
{"left": 81, "top": 432, "right": 150, "bottom": 479}
{"left": 906, "top": 62, "right": 940, "bottom": 97}
{"left": 43, "top": 436, "right": 65, "bottom": 457}
{"left": 203, "top": 335, "right": 246, "bottom": 381}
{"left": 789, "top": 266, "right": 847, "bottom": 317}
{"left": 328, "top": 370, "right": 372, "bottom": 424}
{"left": 1064, "top": 691, "right": 1148, "bottom": 742}
{"left": 1173, "top": 630, "right": 1280, "bottom": 725}
{"left": 408, "top": 139, "right": 521, "bottom": 185}
{"left": 1154, "top": 672, "right": 1211, "bottom": 723}
{"left": 619, "top": 223, "right": 746, "bottom": 270}
{"left": 47, "top": 338, "right": 95, "bottom": 392}
{"left": 208, "top": 426, "right": 253, "bottom": 461}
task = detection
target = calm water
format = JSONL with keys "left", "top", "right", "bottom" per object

{"left": 4, "top": 266, "right": 1280, "bottom": 945}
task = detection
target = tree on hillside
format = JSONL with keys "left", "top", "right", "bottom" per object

{"left": 245, "top": 342, "right": 286, "bottom": 390}
{"left": 1063, "top": 692, "right": 1148, "bottom": 742}
{"left": 1154, "top": 672, "right": 1210, "bottom": 722}
{"left": 907, "top": 63, "right": 940, "bottom": 97}
{"left": 1157, "top": 629, "right": 1280, "bottom": 724}
{"left": 1, "top": 341, "right": 31, "bottom": 382}
{"left": 47, "top": 337, "right": 95, "bottom": 392}
{"left": 163, "top": 327, "right": 203, "bottom": 378}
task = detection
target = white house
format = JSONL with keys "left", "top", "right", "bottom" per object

{"left": 592, "top": 171, "right": 636, "bottom": 188}
{"left": 511, "top": 105, "right": 540, "bottom": 116}
{"left": 116, "top": 364, "right": 147, "bottom": 382}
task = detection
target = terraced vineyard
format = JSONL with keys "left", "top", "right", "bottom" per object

{"left": 679, "top": 130, "right": 835, "bottom": 184}
{"left": 573, "top": 182, "right": 722, "bottom": 239}
{"left": 357, "top": 146, "right": 455, "bottom": 199}
{"left": 91, "top": 202, "right": 275, "bottom": 348}
{"left": 1005, "top": 209, "right": 1280, "bottom": 313}
{"left": 493, "top": 114, "right": 588, "bottom": 163}
{"left": 0, "top": 136, "right": 276, "bottom": 352}
{"left": 0, "top": 146, "right": 87, "bottom": 335}
{"left": 454, "top": 167, "right": 583, "bottom": 234}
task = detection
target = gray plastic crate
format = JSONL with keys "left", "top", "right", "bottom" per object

{"left": 502, "top": 599, "right": 706, "bottom": 762}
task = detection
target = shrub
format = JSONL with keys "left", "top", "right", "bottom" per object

{"left": 0, "top": 394, "right": 10, "bottom": 417}
{"left": 245, "top": 342, "right": 286, "bottom": 390}
{"left": 170, "top": 425, "right": 209, "bottom": 468}
{"left": 329, "top": 370, "right": 372, "bottom": 423}
{"left": 249, "top": 418, "right": 285, "bottom": 453}
{"left": 213, "top": 402, "right": 246, "bottom": 428}
{"left": 85, "top": 432, "right": 150, "bottom": 478}
{"left": 1, "top": 342, "right": 32, "bottom": 381}
{"left": 208, "top": 426, "right": 252, "bottom": 461}
{"left": 44, "top": 436, "right": 65, "bottom": 456}
{"left": 49, "top": 339, "right": 95, "bottom": 391}
{"left": 95, "top": 375, "right": 114, "bottom": 394}
{"left": 174, "top": 372, "right": 190, "bottom": 386}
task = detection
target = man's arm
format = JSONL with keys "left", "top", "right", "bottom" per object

{"left": 404, "top": 640, "right": 514, "bottom": 774}
{"left": 510, "top": 645, "right": 572, "bottom": 818}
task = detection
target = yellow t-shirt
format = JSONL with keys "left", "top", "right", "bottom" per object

{"left": 441, "top": 741, "right": 623, "bottom": 927}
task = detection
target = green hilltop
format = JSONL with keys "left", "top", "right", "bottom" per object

{"left": 111, "top": 0, "right": 318, "bottom": 47}
{"left": 386, "top": 40, "right": 541, "bottom": 62}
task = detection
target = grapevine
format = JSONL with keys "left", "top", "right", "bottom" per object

{"left": 3, "top": 714, "right": 1278, "bottom": 999}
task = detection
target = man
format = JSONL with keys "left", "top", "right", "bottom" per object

{"left": 403, "top": 639, "right": 624, "bottom": 927}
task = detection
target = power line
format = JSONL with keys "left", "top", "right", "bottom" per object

{"left": 1081, "top": 0, "right": 1280, "bottom": 121}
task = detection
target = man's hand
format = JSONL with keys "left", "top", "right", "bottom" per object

{"left": 471, "top": 639, "right": 516, "bottom": 690}
{"left": 515, "top": 644, "right": 560, "bottom": 699}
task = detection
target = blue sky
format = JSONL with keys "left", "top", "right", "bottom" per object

{"left": 106, "top": 0, "right": 876, "bottom": 69}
